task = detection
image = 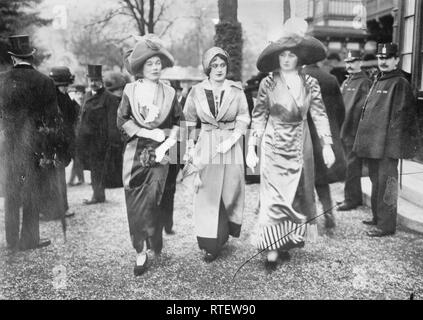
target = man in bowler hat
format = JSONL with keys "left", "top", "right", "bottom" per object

{"left": 353, "top": 43, "right": 418, "bottom": 237}
{"left": 0, "top": 35, "right": 61, "bottom": 250}
{"left": 76, "top": 65, "right": 121, "bottom": 204}
{"left": 39, "top": 66, "right": 80, "bottom": 220}
{"left": 338, "top": 50, "right": 372, "bottom": 211}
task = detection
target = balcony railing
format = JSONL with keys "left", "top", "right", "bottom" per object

{"left": 328, "top": 0, "right": 365, "bottom": 17}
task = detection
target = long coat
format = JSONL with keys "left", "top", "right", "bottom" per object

{"left": 117, "top": 81, "right": 181, "bottom": 253}
{"left": 0, "top": 64, "right": 60, "bottom": 247}
{"left": 250, "top": 72, "right": 332, "bottom": 251}
{"left": 340, "top": 71, "right": 372, "bottom": 145}
{"left": 183, "top": 79, "right": 250, "bottom": 252}
{"left": 76, "top": 87, "right": 122, "bottom": 187}
{"left": 40, "top": 89, "right": 79, "bottom": 220}
{"left": 353, "top": 69, "right": 418, "bottom": 159}
{"left": 304, "top": 64, "right": 346, "bottom": 185}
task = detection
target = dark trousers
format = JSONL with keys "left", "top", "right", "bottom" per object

{"left": 367, "top": 157, "right": 398, "bottom": 233}
{"left": 315, "top": 184, "right": 335, "bottom": 225}
{"left": 5, "top": 179, "right": 40, "bottom": 249}
{"left": 343, "top": 143, "right": 363, "bottom": 205}
{"left": 91, "top": 165, "right": 105, "bottom": 202}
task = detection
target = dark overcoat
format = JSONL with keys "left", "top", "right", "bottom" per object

{"left": 40, "top": 89, "right": 79, "bottom": 220}
{"left": 353, "top": 69, "right": 418, "bottom": 159}
{"left": 304, "top": 64, "right": 346, "bottom": 185}
{"left": 76, "top": 87, "right": 122, "bottom": 187}
{"left": 0, "top": 65, "right": 60, "bottom": 246}
{"left": 340, "top": 71, "right": 372, "bottom": 145}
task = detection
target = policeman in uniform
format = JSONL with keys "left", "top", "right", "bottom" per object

{"left": 76, "top": 65, "right": 121, "bottom": 204}
{"left": 353, "top": 43, "right": 418, "bottom": 237}
{"left": 338, "top": 50, "right": 372, "bottom": 211}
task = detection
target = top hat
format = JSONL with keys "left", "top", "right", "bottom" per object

{"left": 344, "top": 50, "right": 362, "bottom": 62}
{"left": 49, "top": 66, "right": 75, "bottom": 86}
{"left": 87, "top": 65, "right": 103, "bottom": 79}
{"left": 7, "top": 35, "right": 36, "bottom": 58}
{"left": 124, "top": 34, "right": 174, "bottom": 76}
{"left": 376, "top": 43, "right": 399, "bottom": 59}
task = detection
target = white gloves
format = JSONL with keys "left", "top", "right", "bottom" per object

{"left": 322, "top": 144, "right": 335, "bottom": 169}
{"left": 246, "top": 147, "right": 259, "bottom": 173}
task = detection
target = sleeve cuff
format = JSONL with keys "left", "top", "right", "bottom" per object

{"left": 122, "top": 120, "right": 141, "bottom": 138}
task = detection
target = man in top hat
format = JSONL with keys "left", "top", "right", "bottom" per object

{"left": 0, "top": 35, "right": 61, "bottom": 250}
{"left": 76, "top": 64, "right": 121, "bottom": 204}
{"left": 337, "top": 50, "right": 372, "bottom": 211}
{"left": 353, "top": 43, "right": 418, "bottom": 237}
{"left": 39, "top": 67, "right": 80, "bottom": 220}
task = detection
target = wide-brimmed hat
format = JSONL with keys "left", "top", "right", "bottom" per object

{"left": 49, "top": 66, "right": 75, "bottom": 86}
{"left": 202, "top": 47, "right": 230, "bottom": 74}
{"left": 87, "top": 65, "right": 103, "bottom": 79}
{"left": 7, "top": 35, "right": 36, "bottom": 58}
{"left": 257, "top": 35, "right": 326, "bottom": 73}
{"left": 124, "top": 34, "right": 174, "bottom": 76}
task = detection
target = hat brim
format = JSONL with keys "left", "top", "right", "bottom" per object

{"left": 344, "top": 58, "right": 360, "bottom": 63}
{"left": 126, "top": 49, "right": 174, "bottom": 76}
{"left": 8, "top": 48, "right": 36, "bottom": 58}
{"left": 376, "top": 54, "right": 397, "bottom": 59}
{"left": 257, "top": 36, "right": 326, "bottom": 73}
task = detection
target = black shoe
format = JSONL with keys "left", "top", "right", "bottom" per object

{"left": 367, "top": 229, "right": 395, "bottom": 237}
{"left": 83, "top": 198, "right": 105, "bottom": 205}
{"left": 165, "top": 229, "right": 175, "bottom": 235}
{"left": 325, "top": 218, "right": 336, "bottom": 229}
{"left": 337, "top": 202, "right": 362, "bottom": 211}
{"left": 264, "top": 260, "right": 278, "bottom": 272}
{"left": 134, "top": 254, "right": 149, "bottom": 276}
{"left": 19, "top": 238, "right": 51, "bottom": 251}
{"left": 203, "top": 252, "right": 217, "bottom": 263}
{"left": 65, "top": 211, "right": 75, "bottom": 218}
{"left": 278, "top": 251, "right": 291, "bottom": 262}
{"left": 362, "top": 220, "right": 377, "bottom": 226}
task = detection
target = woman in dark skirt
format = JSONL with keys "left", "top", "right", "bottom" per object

{"left": 117, "top": 35, "right": 182, "bottom": 276}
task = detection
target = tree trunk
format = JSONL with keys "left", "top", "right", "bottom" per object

{"left": 283, "top": 0, "right": 291, "bottom": 23}
{"left": 214, "top": 0, "right": 243, "bottom": 81}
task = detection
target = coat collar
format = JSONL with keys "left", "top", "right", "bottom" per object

{"left": 196, "top": 79, "right": 242, "bottom": 122}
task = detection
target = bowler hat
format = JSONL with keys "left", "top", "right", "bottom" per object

{"left": 49, "top": 66, "right": 75, "bottom": 86}
{"left": 7, "top": 35, "right": 36, "bottom": 58}
{"left": 124, "top": 34, "right": 174, "bottom": 76}
{"left": 104, "top": 71, "right": 130, "bottom": 91}
{"left": 257, "top": 34, "right": 326, "bottom": 73}
{"left": 344, "top": 50, "right": 362, "bottom": 62}
{"left": 87, "top": 65, "right": 103, "bottom": 79}
{"left": 376, "top": 43, "right": 399, "bottom": 59}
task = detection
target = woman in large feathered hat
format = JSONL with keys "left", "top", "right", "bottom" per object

{"left": 117, "top": 34, "right": 182, "bottom": 276}
{"left": 246, "top": 18, "right": 336, "bottom": 270}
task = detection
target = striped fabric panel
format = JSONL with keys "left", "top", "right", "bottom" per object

{"left": 257, "top": 220, "right": 306, "bottom": 251}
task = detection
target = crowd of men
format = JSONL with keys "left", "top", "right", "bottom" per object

{"left": 0, "top": 34, "right": 419, "bottom": 251}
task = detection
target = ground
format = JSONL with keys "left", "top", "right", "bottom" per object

{"left": 0, "top": 171, "right": 422, "bottom": 300}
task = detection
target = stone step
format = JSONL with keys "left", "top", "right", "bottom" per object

{"left": 361, "top": 177, "right": 423, "bottom": 234}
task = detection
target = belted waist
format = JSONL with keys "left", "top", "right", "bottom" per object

{"left": 201, "top": 121, "right": 236, "bottom": 131}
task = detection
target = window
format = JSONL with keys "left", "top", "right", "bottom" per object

{"left": 400, "top": 0, "right": 416, "bottom": 74}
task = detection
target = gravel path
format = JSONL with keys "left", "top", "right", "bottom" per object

{"left": 1, "top": 171, "right": 422, "bottom": 300}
